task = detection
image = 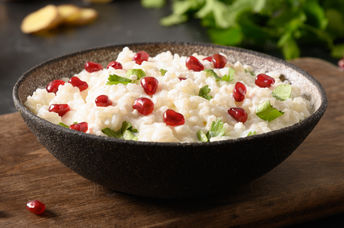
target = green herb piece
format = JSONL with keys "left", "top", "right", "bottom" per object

{"left": 272, "top": 84, "right": 292, "bottom": 101}
{"left": 222, "top": 67, "right": 235, "bottom": 82}
{"left": 245, "top": 69, "right": 255, "bottom": 76}
{"left": 204, "top": 69, "right": 221, "bottom": 81}
{"left": 198, "top": 85, "right": 213, "bottom": 100}
{"left": 107, "top": 74, "right": 132, "bottom": 85}
{"left": 59, "top": 122, "right": 69, "bottom": 128}
{"left": 160, "top": 69, "right": 167, "bottom": 76}
{"left": 208, "top": 119, "right": 225, "bottom": 138}
{"left": 256, "top": 101, "right": 284, "bottom": 122}
{"left": 247, "top": 131, "right": 256, "bottom": 137}
{"left": 160, "top": 14, "right": 188, "bottom": 26}
{"left": 204, "top": 69, "right": 233, "bottom": 82}
{"left": 197, "top": 130, "right": 209, "bottom": 142}
{"left": 126, "top": 69, "right": 146, "bottom": 80}
{"left": 141, "top": 0, "right": 165, "bottom": 8}
{"left": 102, "top": 121, "right": 138, "bottom": 140}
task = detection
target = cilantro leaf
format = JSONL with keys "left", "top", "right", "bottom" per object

{"left": 160, "top": 14, "right": 188, "bottom": 26}
{"left": 208, "top": 119, "right": 225, "bottom": 138}
{"left": 102, "top": 121, "right": 138, "bottom": 140}
{"left": 247, "top": 131, "right": 256, "bottom": 136}
{"left": 256, "top": 101, "right": 284, "bottom": 122}
{"left": 160, "top": 69, "right": 167, "bottom": 76}
{"left": 197, "top": 130, "right": 209, "bottom": 142}
{"left": 126, "top": 69, "right": 146, "bottom": 80}
{"left": 198, "top": 85, "right": 213, "bottom": 100}
{"left": 204, "top": 69, "right": 233, "bottom": 82}
{"left": 59, "top": 122, "right": 69, "bottom": 128}
{"left": 107, "top": 74, "right": 132, "bottom": 85}
{"left": 222, "top": 67, "right": 235, "bottom": 82}
{"left": 272, "top": 84, "right": 292, "bottom": 101}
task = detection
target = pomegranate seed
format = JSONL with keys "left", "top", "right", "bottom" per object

{"left": 85, "top": 61, "right": 103, "bottom": 73}
{"left": 70, "top": 122, "right": 88, "bottom": 132}
{"left": 48, "top": 104, "right": 70, "bottom": 117}
{"left": 68, "top": 76, "right": 88, "bottom": 91}
{"left": 212, "top": 53, "right": 227, "bottom": 68}
{"left": 26, "top": 200, "right": 45, "bottom": 215}
{"left": 233, "top": 82, "right": 247, "bottom": 102}
{"left": 107, "top": 61, "right": 123, "bottom": 69}
{"left": 186, "top": 56, "right": 204, "bottom": 71}
{"left": 46, "top": 80, "right": 65, "bottom": 94}
{"left": 95, "top": 95, "right": 112, "bottom": 107}
{"left": 134, "top": 51, "right": 149, "bottom": 65}
{"left": 255, "top": 74, "right": 275, "bottom": 88}
{"left": 178, "top": 77, "right": 187, "bottom": 81}
{"left": 203, "top": 56, "right": 212, "bottom": 62}
{"left": 132, "top": 97, "right": 154, "bottom": 115}
{"left": 338, "top": 58, "right": 344, "bottom": 70}
{"left": 163, "top": 109, "right": 185, "bottom": 126}
{"left": 140, "top": 77, "right": 159, "bottom": 95}
{"left": 228, "top": 107, "right": 248, "bottom": 123}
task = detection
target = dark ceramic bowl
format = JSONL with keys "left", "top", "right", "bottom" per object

{"left": 13, "top": 42, "right": 327, "bottom": 198}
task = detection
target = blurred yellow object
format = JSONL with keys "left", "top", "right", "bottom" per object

{"left": 57, "top": 5, "right": 81, "bottom": 24}
{"left": 21, "top": 5, "right": 61, "bottom": 34}
{"left": 67, "top": 8, "right": 98, "bottom": 25}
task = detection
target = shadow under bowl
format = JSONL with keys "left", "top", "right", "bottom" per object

{"left": 13, "top": 42, "right": 327, "bottom": 199}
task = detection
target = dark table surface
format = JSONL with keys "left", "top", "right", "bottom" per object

{"left": 0, "top": 1, "right": 343, "bottom": 227}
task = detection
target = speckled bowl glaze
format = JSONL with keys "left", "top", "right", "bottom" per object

{"left": 13, "top": 42, "right": 327, "bottom": 198}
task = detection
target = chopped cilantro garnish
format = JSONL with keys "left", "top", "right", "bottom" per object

{"left": 256, "top": 101, "right": 284, "bottom": 122}
{"left": 126, "top": 69, "right": 146, "bottom": 80}
{"left": 245, "top": 69, "right": 255, "bottom": 76}
{"left": 198, "top": 85, "right": 213, "bottom": 100}
{"left": 204, "top": 68, "right": 234, "bottom": 82}
{"left": 196, "top": 119, "right": 226, "bottom": 142}
{"left": 204, "top": 69, "right": 221, "bottom": 81}
{"left": 197, "top": 130, "right": 209, "bottom": 142}
{"left": 160, "top": 69, "right": 167, "bottom": 76}
{"left": 272, "top": 84, "right": 292, "bottom": 101}
{"left": 222, "top": 67, "right": 235, "bottom": 82}
{"left": 102, "top": 121, "right": 138, "bottom": 140}
{"left": 247, "top": 131, "right": 256, "bottom": 137}
{"left": 107, "top": 74, "right": 133, "bottom": 85}
{"left": 208, "top": 119, "right": 225, "bottom": 138}
{"left": 59, "top": 122, "right": 69, "bottom": 128}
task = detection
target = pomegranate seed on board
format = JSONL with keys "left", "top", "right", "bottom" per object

{"left": 85, "top": 61, "right": 103, "bottom": 73}
{"left": 228, "top": 107, "right": 248, "bottom": 123}
{"left": 46, "top": 80, "right": 65, "bottom": 94}
{"left": 163, "top": 109, "right": 185, "bottom": 126}
{"left": 95, "top": 95, "right": 112, "bottom": 107}
{"left": 68, "top": 76, "right": 88, "bottom": 91}
{"left": 203, "top": 56, "right": 212, "bottom": 62}
{"left": 233, "top": 82, "right": 247, "bottom": 102}
{"left": 132, "top": 97, "right": 154, "bottom": 115}
{"left": 107, "top": 61, "right": 123, "bottom": 69}
{"left": 186, "top": 56, "right": 204, "bottom": 71}
{"left": 255, "top": 74, "right": 275, "bottom": 88}
{"left": 48, "top": 104, "right": 70, "bottom": 117}
{"left": 134, "top": 51, "right": 149, "bottom": 65}
{"left": 26, "top": 200, "right": 45, "bottom": 215}
{"left": 338, "top": 58, "right": 344, "bottom": 70}
{"left": 140, "top": 77, "right": 159, "bottom": 95}
{"left": 212, "top": 53, "right": 227, "bottom": 68}
{"left": 70, "top": 122, "right": 88, "bottom": 132}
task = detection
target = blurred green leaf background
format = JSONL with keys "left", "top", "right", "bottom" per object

{"left": 142, "top": 0, "right": 344, "bottom": 60}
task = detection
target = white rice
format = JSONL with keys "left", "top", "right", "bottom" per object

{"left": 25, "top": 47, "right": 311, "bottom": 142}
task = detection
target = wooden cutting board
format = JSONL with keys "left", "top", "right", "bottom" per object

{"left": 1, "top": 58, "right": 343, "bottom": 227}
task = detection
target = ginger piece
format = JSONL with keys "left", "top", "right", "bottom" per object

{"left": 21, "top": 5, "right": 61, "bottom": 34}
{"left": 57, "top": 4, "right": 82, "bottom": 24}
{"left": 68, "top": 8, "right": 98, "bottom": 25}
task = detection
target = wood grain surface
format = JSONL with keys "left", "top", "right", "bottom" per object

{"left": 0, "top": 58, "right": 343, "bottom": 227}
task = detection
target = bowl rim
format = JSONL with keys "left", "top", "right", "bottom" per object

{"left": 13, "top": 41, "right": 328, "bottom": 147}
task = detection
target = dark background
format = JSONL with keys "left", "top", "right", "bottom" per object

{"left": 0, "top": 1, "right": 342, "bottom": 227}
